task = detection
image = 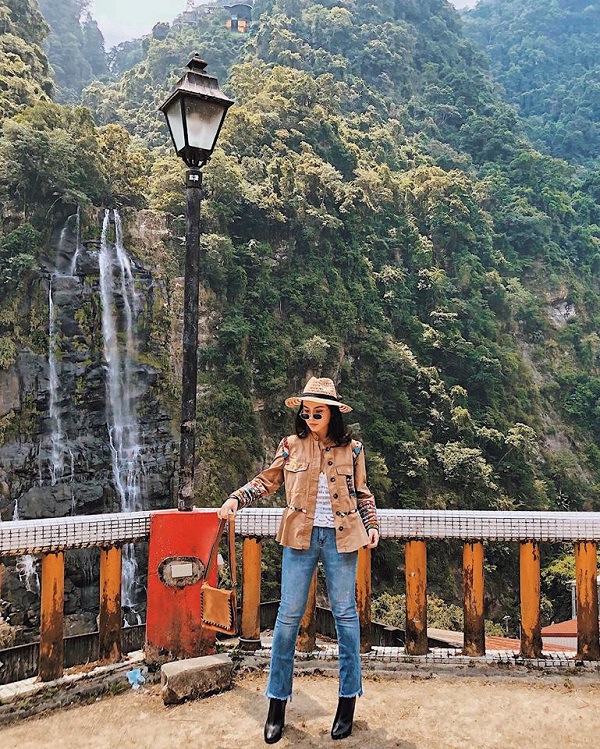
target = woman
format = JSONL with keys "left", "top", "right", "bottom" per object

{"left": 219, "top": 377, "right": 379, "bottom": 744}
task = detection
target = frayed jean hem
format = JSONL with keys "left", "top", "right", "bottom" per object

{"left": 339, "top": 688, "right": 363, "bottom": 699}
{"left": 265, "top": 691, "right": 292, "bottom": 702}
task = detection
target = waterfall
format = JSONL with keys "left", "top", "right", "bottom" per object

{"left": 98, "top": 209, "right": 145, "bottom": 619}
{"left": 46, "top": 211, "right": 83, "bottom": 485}
{"left": 68, "top": 207, "right": 82, "bottom": 276}
{"left": 12, "top": 500, "right": 40, "bottom": 594}
{"left": 48, "top": 278, "right": 64, "bottom": 486}
{"left": 53, "top": 210, "right": 80, "bottom": 278}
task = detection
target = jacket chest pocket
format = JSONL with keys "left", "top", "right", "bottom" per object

{"left": 284, "top": 462, "right": 309, "bottom": 500}
{"left": 285, "top": 461, "right": 309, "bottom": 473}
{"left": 335, "top": 464, "right": 355, "bottom": 503}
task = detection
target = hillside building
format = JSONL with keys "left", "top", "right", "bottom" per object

{"left": 178, "top": 0, "right": 253, "bottom": 33}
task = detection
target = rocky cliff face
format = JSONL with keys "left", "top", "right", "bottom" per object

{"left": 0, "top": 209, "right": 180, "bottom": 640}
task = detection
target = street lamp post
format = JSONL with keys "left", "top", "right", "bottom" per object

{"left": 160, "top": 55, "right": 234, "bottom": 511}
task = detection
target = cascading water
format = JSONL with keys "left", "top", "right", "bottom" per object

{"left": 12, "top": 500, "right": 40, "bottom": 594}
{"left": 68, "top": 207, "right": 82, "bottom": 277}
{"left": 48, "top": 278, "right": 65, "bottom": 486}
{"left": 98, "top": 209, "right": 145, "bottom": 621}
{"left": 45, "top": 211, "right": 83, "bottom": 487}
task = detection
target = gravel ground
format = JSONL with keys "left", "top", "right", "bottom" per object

{"left": 2, "top": 669, "right": 600, "bottom": 749}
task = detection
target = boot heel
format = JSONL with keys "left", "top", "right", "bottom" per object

{"left": 331, "top": 696, "right": 356, "bottom": 740}
{"left": 264, "top": 698, "right": 286, "bottom": 744}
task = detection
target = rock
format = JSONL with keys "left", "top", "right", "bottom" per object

{"left": 63, "top": 612, "right": 97, "bottom": 636}
{"left": 19, "top": 483, "right": 75, "bottom": 519}
{"left": 161, "top": 654, "right": 234, "bottom": 705}
{"left": 548, "top": 299, "right": 576, "bottom": 327}
{"left": 0, "top": 367, "right": 20, "bottom": 417}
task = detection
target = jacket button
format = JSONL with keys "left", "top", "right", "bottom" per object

{"left": 333, "top": 493, "right": 338, "bottom": 499}
{"left": 338, "top": 526, "right": 344, "bottom": 531}
{"left": 330, "top": 476, "right": 335, "bottom": 482}
{"left": 328, "top": 460, "right": 333, "bottom": 466}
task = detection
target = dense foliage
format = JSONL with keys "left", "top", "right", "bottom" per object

{"left": 2, "top": 0, "right": 600, "bottom": 623}
{"left": 463, "top": 0, "right": 600, "bottom": 167}
{"left": 37, "top": 0, "right": 107, "bottom": 103}
{"left": 0, "top": 0, "right": 53, "bottom": 117}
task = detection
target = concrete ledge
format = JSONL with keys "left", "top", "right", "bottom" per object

{"left": 0, "top": 651, "right": 148, "bottom": 725}
{"left": 161, "top": 654, "right": 234, "bottom": 705}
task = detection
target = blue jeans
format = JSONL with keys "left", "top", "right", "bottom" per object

{"left": 266, "top": 527, "right": 362, "bottom": 701}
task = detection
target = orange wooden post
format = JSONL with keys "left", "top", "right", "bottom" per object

{"left": 575, "top": 541, "right": 600, "bottom": 660}
{"left": 240, "top": 538, "right": 262, "bottom": 650}
{"left": 297, "top": 570, "right": 317, "bottom": 652}
{"left": 356, "top": 546, "right": 372, "bottom": 653}
{"left": 405, "top": 540, "right": 428, "bottom": 655}
{"left": 99, "top": 546, "right": 122, "bottom": 662}
{"left": 519, "top": 541, "right": 543, "bottom": 658}
{"left": 463, "top": 541, "right": 485, "bottom": 656}
{"left": 39, "top": 551, "right": 65, "bottom": 681}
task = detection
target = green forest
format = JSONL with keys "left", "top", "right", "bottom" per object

{"left": 1, "top": 0, "right": 600, "bottom": 628}
{"left": 464, "top": 0, "right": 600, "bottom": 166}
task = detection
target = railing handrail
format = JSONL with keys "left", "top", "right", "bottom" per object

{"left": 0, "top": 510, "right": 152, "bottom": 555}
{"left": 3, "top": 508, "right": 600, "bottom": 556}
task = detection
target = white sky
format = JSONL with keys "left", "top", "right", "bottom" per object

{"left": 89, "top": 0, "right": 187, "bottom": 48}
{"left": 89, "top": 0, "right": 478, "bottom": 49}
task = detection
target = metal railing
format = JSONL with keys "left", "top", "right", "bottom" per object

{"left": 6, "top": 508, "right": 600, "bottom": 556}
{"left": 1, "top": 508, "right": 600, "bottom": 685}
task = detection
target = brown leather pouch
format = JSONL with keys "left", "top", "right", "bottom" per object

{"left": 200, "top": 583, "right": 236, "bottom": 635}
{"left": 200, "top": 516, "right": 237, "bottom": 635}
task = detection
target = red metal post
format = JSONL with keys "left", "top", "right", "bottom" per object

{"left": 146, "top": 509, "right": 220, "bottom": 660}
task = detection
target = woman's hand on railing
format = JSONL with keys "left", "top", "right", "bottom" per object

{"left": 218, "top": 497, "right": 239, "bottom": 519}
{"left": 366, "top": 529, "right": 380, "bottom": 549}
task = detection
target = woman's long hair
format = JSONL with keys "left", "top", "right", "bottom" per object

{"left": 294, "top": 403, "right": 352, "bottom": 445}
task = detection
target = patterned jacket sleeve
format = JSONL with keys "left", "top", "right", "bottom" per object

{"left": 228, "top": 438, "right": 287, "bottom": 508}
{"left": 353, "top": 441, "right": 379, "bottom": 532}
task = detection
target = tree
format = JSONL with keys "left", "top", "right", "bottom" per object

{"left": 96, "top": 124, "right": 150, "bottom": 208}
{"left": 464, "top": 0, "right": 600, "bottom": 167}
{"left": 37, "top": 0, "right": 104, "bottom": 103}
{"left": 0, "top": 101, "right": 105, "bottom": 221}
{"left": 0, "top": 0, "right": 52, "bottom": 118}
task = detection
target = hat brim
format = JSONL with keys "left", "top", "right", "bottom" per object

{"left": 285, "top": 395, "right": 353, "bottom": 413}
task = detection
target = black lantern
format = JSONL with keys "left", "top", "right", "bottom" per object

{"left": 159, "top": 57, "right": 234, "bottom": 511}
{"left": 160, "top": 55, "right": 234, "bottom": 168}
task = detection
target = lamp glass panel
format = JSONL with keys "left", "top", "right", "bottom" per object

{"left": 184, "top": 97, "right": 226, "bottom": 152}
{"left": 165, "top": 98, "right": 185, "bottom": 153}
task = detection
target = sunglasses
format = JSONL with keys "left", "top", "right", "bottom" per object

{"left": 300, "top": 412, "right": 324, "bottom": 420}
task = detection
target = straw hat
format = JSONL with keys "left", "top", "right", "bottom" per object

{"left": 285, "top": 377, "right": 352, "bottom": 413}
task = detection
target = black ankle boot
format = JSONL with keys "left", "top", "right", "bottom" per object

{"left": 331, "top": 696, "right": 356, "bottom": 740}
{"left": 264, "top": 698, "right": 286, "bottom": 744}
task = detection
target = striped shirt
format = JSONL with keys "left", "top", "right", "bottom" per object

{"left": 313, "top": 472, "right": 334, "bottom": 528}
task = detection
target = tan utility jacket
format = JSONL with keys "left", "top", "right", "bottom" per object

{"left": 230, "top": 434, "right": 379, "bottom": 553}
